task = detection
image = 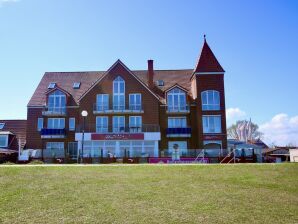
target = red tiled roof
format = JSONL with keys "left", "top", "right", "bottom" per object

{"left": 28, "top": 69, "right": 194, "bottom": 106}
{"left": 0, "top": 120, "right": 27, "bottom": 149}
{"left": 193, "top": 40, "right": 225, "bottom": 73}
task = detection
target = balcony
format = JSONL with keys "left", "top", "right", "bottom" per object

{"left": 166, "top": 127, "right": 191, "bottom": 137}
{"left": 40, "top": 128, "right": 66, "bottom": 139}
{"left": 166, "top": 105, "right": 190, "bottom": 114}
{"left": 93, "top": 104, "right": 144, "bottom": 114}
{"left": 42, "top": 107, "right": 67, "bottom": 116}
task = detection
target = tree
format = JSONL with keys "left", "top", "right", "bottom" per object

{"left": 227, "top": 120, "right": 263, "bottom": 141}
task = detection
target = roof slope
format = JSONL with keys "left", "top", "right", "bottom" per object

{"left": 28, "top": 69, "right": 193, "bottom": 106}
{"left": 0, "top": 120, "right": 27, "bottom": 149}
{"left": 194, "top": 39, "right": 225, "bottom": 73}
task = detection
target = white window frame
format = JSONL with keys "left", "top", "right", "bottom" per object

{"left": 69, "top": 118, "right": 75, "bottom": 131}
{"left": 168, "top": 141, "right": 188, "bottom": 156}
{"left": 0, "top": 135, "right": 8, "bottom": 147}
{"left": 168, "top": 117, "right": 187, "bottom": 128}
{"left": 129, "top": 93, "right": 142, "bottom": 110}
{"left": 202, "top": 115, "right": 221, "bottom": 133}
{"left": 113, "top": 76, "right": 125, "bottom": 110}
{"left": 47, "top": 118, "right": 65, "bottom": 129}
{"left": 37, "top": 118, "right": 44, "bottom": 131}
{"left": 48, "top": 90, "right": 66, "bottom": 113}
{"left": 167, "top": 87, "right": 187, "bottom": 111}
{"left": 201, "top": 90, "right": 220, "bottom": 111}
{"left": 96, "top": 94, "right": 109, "bottom": 111}
{"left": 96, "top": 116, "right": 108, "bottom": 133}
{"left": 113, "top": 116, "right": 125, "bottom": 132}
{"left": 129, "top": 116, "right": 142, "bottom": 132}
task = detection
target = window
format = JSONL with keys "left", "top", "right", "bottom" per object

{"left": 129, "top": 94, "right": 142, "bottom": 110}
{"left": 48, "top": 118, "right": 65, "bottom": 129}
{"left": 37, "top": 118, "right": 43, "bottom": 131}
{"left": 156, "top": 80, "right": 164, "bottom": 86}
{"left": 96, "top": 94, "right": 109, "bottom": 111}
{"left": 73, "top": 82, "right": 81, "bottom": 89}
{"left": 69, "top": 118, "right": 75, "bottom": 131}
{"left": 45, "top": 142, "right": 64, "bottom": 158}
{"left": 202, "top": 116, "right": 221, "bottom": 133}
{"left": 129, "top": 116, "right": 142, "bottom": 132}
{"left": 113, "top": 76, "right": 125, "bottom": 110}
{"left": 167, "top": 87, "right": 187, "bottom": 111}
{"left": 201, "top": 90, "right": 220, "bottom": 110}
{"left": 0, "top": 123, "right": 5, "bottom": 129}
{"left": 96, "top": 116, "right": 108, "bottom": 133}
{"left": 48, "top": 90, "right": 66, "bottom": 113}
{"left": 48, "top": 82, "right": 56, "bottom": 89}
{"left": 113, "top": 116, "right": 125, "bottom": 132}
{"left": 168, "top": 141, "right": 187, "bottom": 156}
{"left": 0, "top": 135, "right": 8, "bottom": 147}
{"left": 168, "top": 117, "right": 187, "bottom": 128}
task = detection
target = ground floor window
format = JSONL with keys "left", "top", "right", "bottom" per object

{"left": 168, "top": 141, "right": 188, "bottom": 156}
{"left": 203, "top": 141, "right": 222, "bottom": 157}
{"left": 45, "top": 142, "right": 65, "bottom": 158}
{"left": 78, "top": 140, "right": 156, "bottom": 158}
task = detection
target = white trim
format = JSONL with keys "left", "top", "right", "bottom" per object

{"left": 164, "top": 84, "right": 188, "bottom": 94}
{"left": 79, "top": 59, "right": 160, "bottom": 101}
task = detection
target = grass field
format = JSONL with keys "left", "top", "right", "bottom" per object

{"left": 0, "top": 164, "right": 297, "bottom": 224}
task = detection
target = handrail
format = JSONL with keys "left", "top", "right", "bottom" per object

{"left": 220, "top": 148, "right": 237, "bottom": 164}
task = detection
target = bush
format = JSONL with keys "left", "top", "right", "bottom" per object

{"left": 2, "top": 161, "right": 15, "bottom": 165}
{"left": 29, "top": 160, "right": 44, "bottom": 165}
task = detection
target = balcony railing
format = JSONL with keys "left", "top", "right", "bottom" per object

{"left": 40, "top": 128, "right": 66, "bottom": 138}
{"left": 93, "top": 104, "right": 144, "bottom": 114}
{"left": 76, "top": 124, "right": 160, "bottom": 133}
{"left": 42, "top": 106, "right": 67, "bottom": 116}
{"left": 166, "top": 127, "right": 191, "bottom": 137}
{"left": 166, "top": 105, "right": 190, "bottom": 113}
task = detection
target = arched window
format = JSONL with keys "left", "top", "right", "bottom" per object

{"left": 113, "top": 76, "right": 125, "bottom": 110}
{"left": 48, "top": 90, "right": 66, "bottom": 113}
{"left": 167, "top": 87, "right": 187, "bottom": 112}
{"left": 201, "top": 90, "right": 220, "bottom": 110}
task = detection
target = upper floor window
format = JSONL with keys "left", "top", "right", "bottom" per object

{"left": 129, "top": 94, "right": 142, "bottom": 110}
{"left": 168, "top": 117, "right": 187, "bottom": 128}
{"left": 0, "top": 135, "right": 8, "bottom": 147}
{"left": 69, "top": 118, "right": 75, "bottom": 131}
{"left": 113, "top": 116, "right": 125, "bottom": 132}
{"left": 96, "top": 116, "right": 108, "bottom": 133}
{"left": 201, "top": 90, "right": 220, "bottom": 111}
{"left": 48, "top": 90, "right": 66, "bottom": 113}
{"left": 96, "top": 94, "right": 109, "bottom": 111}
{"left": 167, "top": 88, "right": 187, "bottom": 112}
{"left": 113, "top": 76, "right": 125, "bottom": 110}
{"left": 37, "top": 118, "right": 44, "bottom": 131}
{"left": 48, "top": 118, "right": 65, "bottom": 129}
{"left": 129, "top": 116, "right": 142, "bottom": 132}
{"left": 202, "top": 115, "right": 221, "bottom": 133}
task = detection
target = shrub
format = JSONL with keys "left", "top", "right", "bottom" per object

{"left": 2, "top": 161, "right": 15, "bottom": 165}
{"left": 29, "top": 160, "right": 44, "bottom": 165}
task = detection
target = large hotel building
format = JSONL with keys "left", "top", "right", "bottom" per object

{"left": 26, "top": 38, "right": 227, "bottom": 162}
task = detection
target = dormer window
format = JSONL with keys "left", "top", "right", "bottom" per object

{"left": 201, "top": 90, "right": 220, "bottom": 110}
{"left": 0, "top": 123, "right": 5, "bottom": 129}
{"left": 48, "top": 90, "right": 66, "bottom": 114}
{"left": 73, "top": 82, "right": 81, "bottom": 89}
{"left": 156, "top": 80, "right": 164, "bottom": 86}
{"left": 113, "top": 76, "right": 125, "bottom": 110}
{"left": 48, "top": 82, "right": 56, "bottom": 89}
{"left": 167, "top": 87, "right": 187, "bottom": 112}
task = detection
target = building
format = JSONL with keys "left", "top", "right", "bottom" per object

{"left": 0, "top": 120, "right": 27, "bottom": 163}
{"left": 26, "top": 38, "right": 227, "bottom": 163}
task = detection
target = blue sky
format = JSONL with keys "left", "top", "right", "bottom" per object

{"left": 0, "top": 0, "right": 297, "bottom": 145}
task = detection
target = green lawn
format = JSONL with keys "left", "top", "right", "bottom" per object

{"left": 0, "top": 164, "right": 297, "bottom": 224}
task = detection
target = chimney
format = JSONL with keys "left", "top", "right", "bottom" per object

{"left": 147, "top": 59, "right": 154, "bottom": 89}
